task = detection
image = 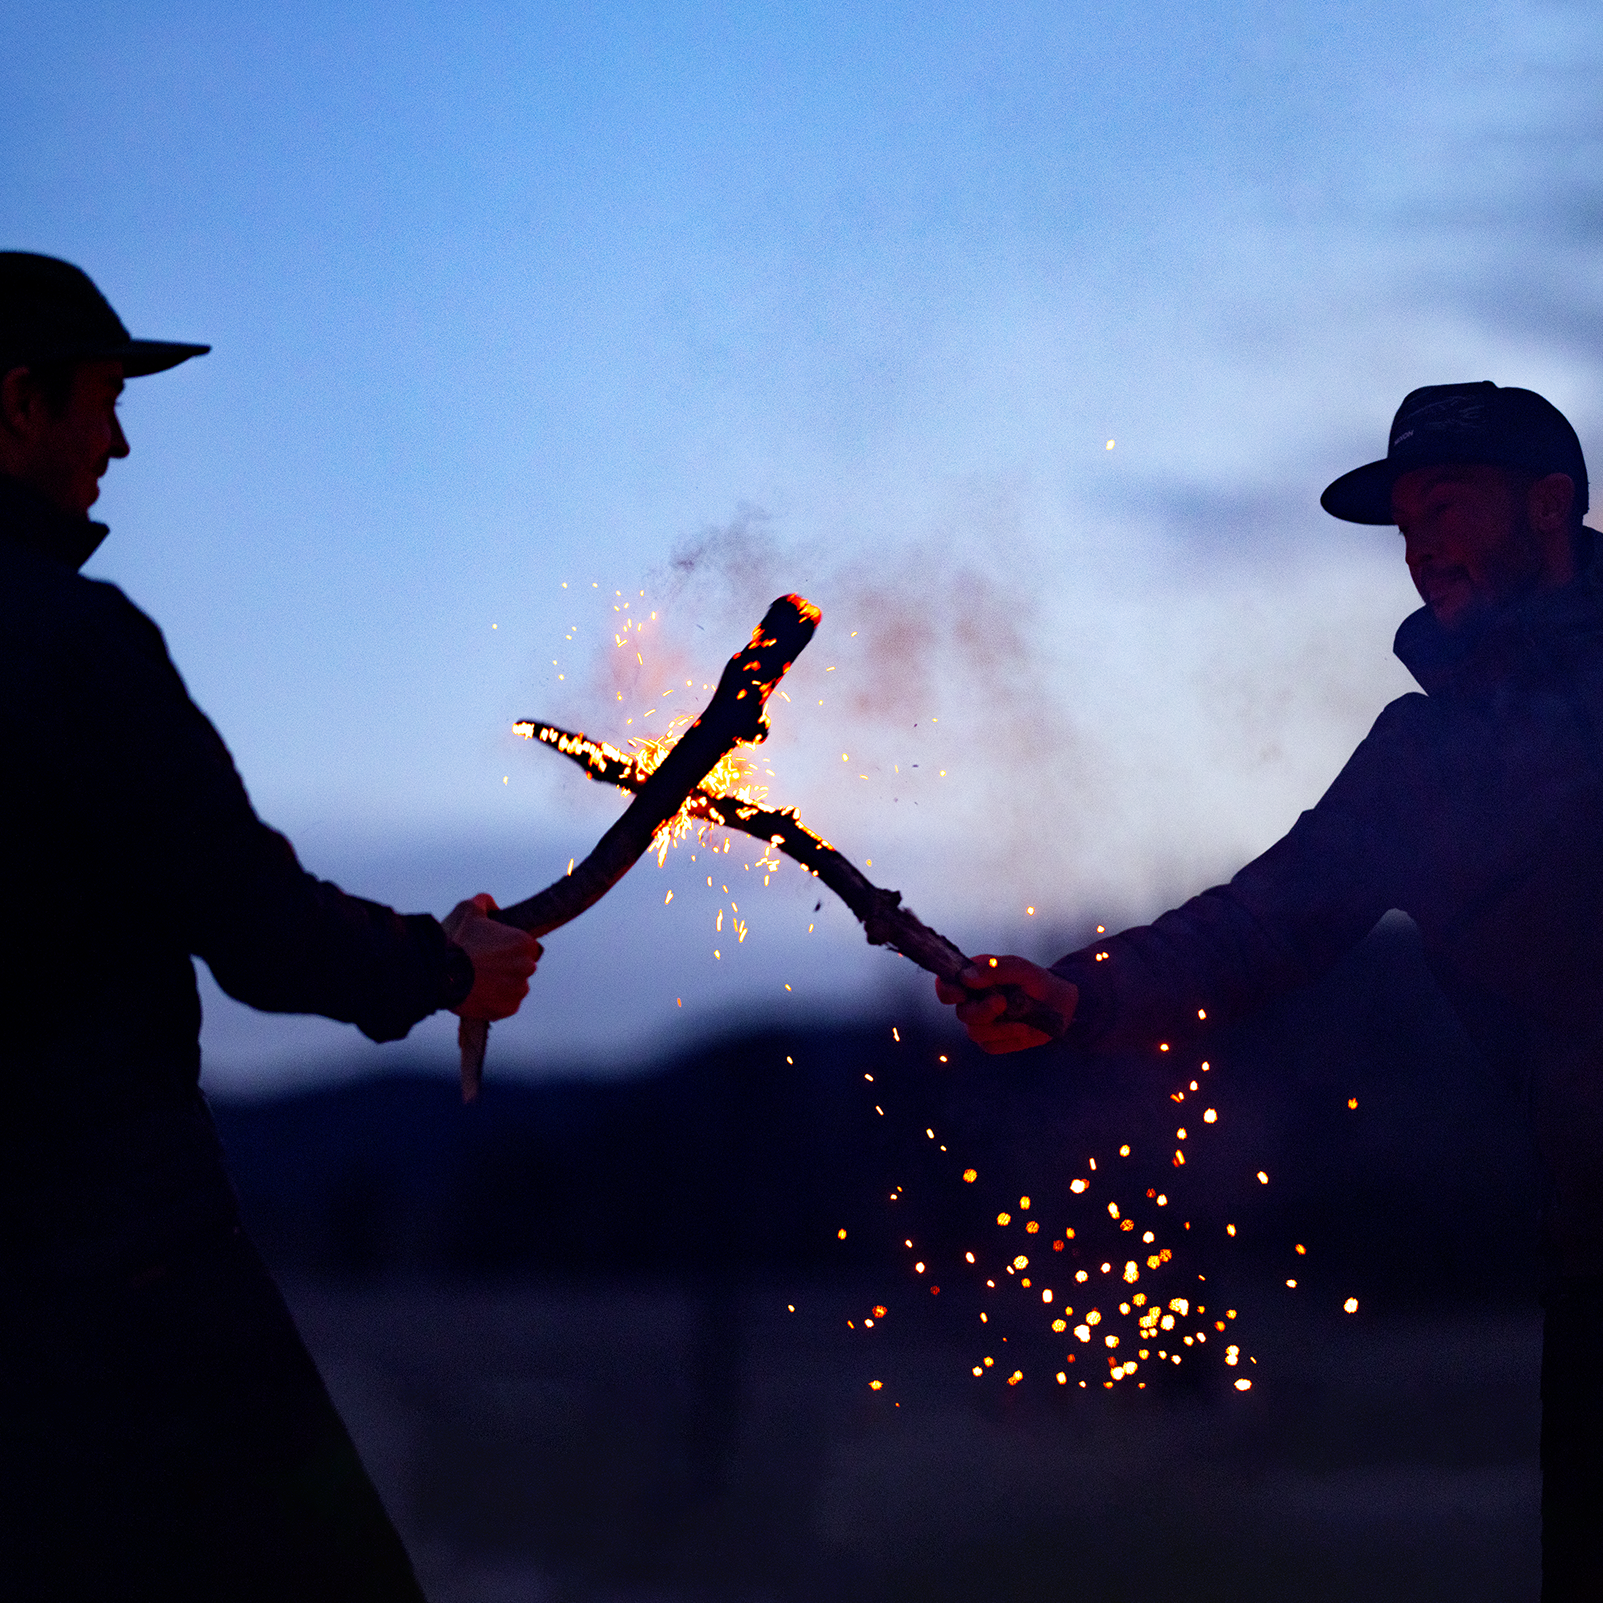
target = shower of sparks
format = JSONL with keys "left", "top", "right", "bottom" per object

{"left": 832, "top": 1027, "right": 1308, "bottom": 1396}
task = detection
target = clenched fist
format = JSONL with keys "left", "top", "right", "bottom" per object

{"left": 443, "top": 894, "right": 542, "bottom": 1022}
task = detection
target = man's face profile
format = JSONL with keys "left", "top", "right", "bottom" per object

{"left": 0, "top": 358, "right": 129, "bottom": 517}
{"left": 1392, "top": 463, "right": 1577, "bottom": 631}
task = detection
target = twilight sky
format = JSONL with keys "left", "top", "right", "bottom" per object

{"left": 3, "top": 1, "right": 1600, "bottom": 1088}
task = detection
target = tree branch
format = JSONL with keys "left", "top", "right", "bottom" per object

{"left": 515, "top": 719, "right": 1071, "bottom": 1043}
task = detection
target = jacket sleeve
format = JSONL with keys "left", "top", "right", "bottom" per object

{"left": 67, "top": 582, "right": 474, "bottom": 1043}
{"left": 1051, "top": 696, "right": 1429, "bottom": 1054}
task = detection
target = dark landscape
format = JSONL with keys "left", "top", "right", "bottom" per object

{"left": 212, "top": 917, "right": 1545, "bottom": 1601}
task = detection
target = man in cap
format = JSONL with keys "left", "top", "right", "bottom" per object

{"left": 0, "top": 252, "right": 541, "bottom": 1599}
{"left": 940, "top": 381, "right": 1600, "bottom": 1599}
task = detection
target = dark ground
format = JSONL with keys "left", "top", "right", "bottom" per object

{"left": 284, "top": 1275, "right": 1539, "bottom": 1603}
{"left": 212, "top": 918, "right": 1547, "bottom": 1600}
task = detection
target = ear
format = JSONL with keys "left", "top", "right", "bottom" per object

{"left": 1528, "top": 472, "right": 1576, "bottom": 537}
{"left": 0, "top": 366, "right": 47, "bottom": 444}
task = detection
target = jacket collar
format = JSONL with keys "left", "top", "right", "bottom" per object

{"left": 0, "top": 473, "right": 109, "bottom": 571}
{"left": 1395, "top": 551, "right": 1603, "bottom": 700}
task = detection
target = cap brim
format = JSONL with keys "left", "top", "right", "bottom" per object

{"left": 117, "top": 339, "right": 211, "bottom": 378}
{"left": 8, "top": 337, "right": 211, "bottom": 378}
{"left": 1320, "top": 459, "right": 1400, "bottom": 525}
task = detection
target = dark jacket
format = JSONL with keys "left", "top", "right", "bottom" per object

{"left": 1053, "top": 552, "right": 1603, "bottom": 1276}
{"left": 0, "top": 474, "right": 472, "bottom": 1144}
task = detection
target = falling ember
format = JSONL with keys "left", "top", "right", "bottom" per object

{"left": 869, "top": 1381, "right": 884, "bottom": 1391}
{"left": 962, "top": 1169, "right": 978, "bottom": 1184}
{"left": 1234, "top": 1379, "right": 1252, "bottom": 1392}
{"left": 1344, "top": 1297, "right": 1360, "bottom": 1313}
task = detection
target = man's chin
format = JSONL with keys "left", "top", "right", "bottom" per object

{"left": 1428, "top": 590, "right": 1495, "bottom": 633}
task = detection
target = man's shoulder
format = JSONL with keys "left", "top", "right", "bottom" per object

{"left": 0, "top": 537, "right": 169, "bottom": 662}
{"left": 1364, "top": 688, "right": 1443, "bottom": 746}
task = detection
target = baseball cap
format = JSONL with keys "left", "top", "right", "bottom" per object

{"left": 1321, "top": 381, "right": 1589, "bottom": 525}
{"left": 0, "top": 252, "right": 208, "bottom": 378}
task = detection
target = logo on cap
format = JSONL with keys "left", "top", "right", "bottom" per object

{"left": 1390, "top": 396, "right": 1489, "bottom": 451}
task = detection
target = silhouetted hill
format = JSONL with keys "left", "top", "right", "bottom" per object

{"left": 212, "top": 917, "right": 1541, "bottom": 1306}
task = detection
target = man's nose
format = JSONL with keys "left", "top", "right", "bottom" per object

{"left": 109, "top": 413, "right": 130, "bottom": 459}
{"left": 1401, "top": 528, "right": 1435, "bottom": 565}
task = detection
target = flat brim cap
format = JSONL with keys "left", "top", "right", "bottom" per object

{"left": 1322, "top": 381, "right": 1589, "bottom": 524}
{"left": 0, "top": 252, "right": 208, "bottom": 379}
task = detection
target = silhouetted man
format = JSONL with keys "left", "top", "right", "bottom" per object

{"left": 0, "top": 253, "right": 541, "bottom": 1600}
{"left": 940, "top": 381, "right": 1599, "bottom": 1601}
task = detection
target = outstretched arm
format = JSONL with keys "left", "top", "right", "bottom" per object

{"left": 937, "top": 696, "right": 1424, "bottom": 1055}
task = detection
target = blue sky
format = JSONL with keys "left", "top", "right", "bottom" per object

{"left": 4, "top": 1, "right": 1599, "bottom": 1085}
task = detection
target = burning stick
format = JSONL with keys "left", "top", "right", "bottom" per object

{"left": 459, "top": 594, "right": 820, "bottom": 1098}
{"left": 513, "top": 721, "right": 1071, "bottom": 1043}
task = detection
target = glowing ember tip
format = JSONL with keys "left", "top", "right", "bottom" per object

{"left": 1344, "top": 1297, "right": 1360, "bottom": 1313}
{"left": 869, "top": 1380, "right": 883, "bottom": 1391}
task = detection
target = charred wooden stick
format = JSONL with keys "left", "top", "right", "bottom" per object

{"left": 515, "top": 719, "right": 1071, "bottom": 1043}
{"left": 459, "top": 594, "right": 820, "bottom": 1098}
